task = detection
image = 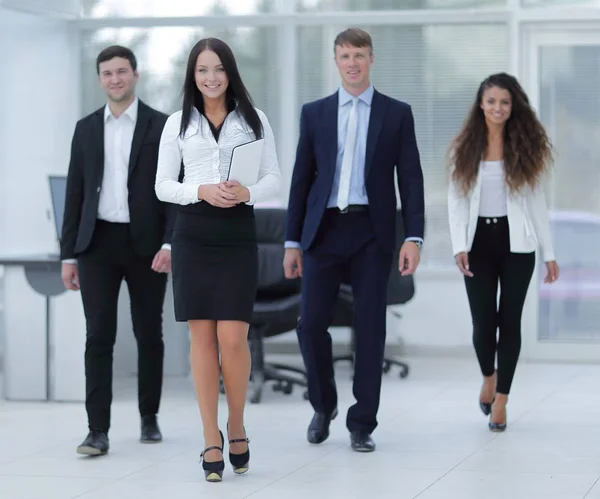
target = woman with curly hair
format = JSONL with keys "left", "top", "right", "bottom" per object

{"left": 447, "top": 73, "right": 559, "bottom": 432}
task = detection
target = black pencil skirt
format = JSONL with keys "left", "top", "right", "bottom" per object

{"left": 171, "top": 202, "right": 258, "bottom": 323}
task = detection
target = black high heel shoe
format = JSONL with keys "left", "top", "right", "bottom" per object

{"left": 228, "top": 425, "right": 250, "bottom": 474}
{"left": 479, "top": 398, "right": 494, "bottom": 416}
{"left": 201, "top": 431, "right": 225, "bottom": 482}
{"left": 488, "top": 404, "right": 507, "bottom": 432}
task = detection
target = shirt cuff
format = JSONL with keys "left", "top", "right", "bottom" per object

{"left": 246, "top": 186, "right": 256, "bottom": 206}
{"left": 62, "top": 258, "right": 77, "bottom": 264}
{"left": 284, "top": 241, "right": 301, "bottom": 249}
{"left": 405, "top": 237, "right": 424, "bottom": 246}
{"left": 186, "top": 183, "right": 201, "bottom": 204}
{"left": 161, "top": 244, "right": 171, "bottom": 251}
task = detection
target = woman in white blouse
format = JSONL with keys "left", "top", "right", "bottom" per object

{"left": 155, "top": 37, "right": 281, "bottom": 481}
{"left": 447, "top": 73, "right": 559, "bottom": 432}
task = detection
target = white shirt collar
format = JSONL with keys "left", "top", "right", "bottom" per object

{"left": 338, "top": 84, "right": 374, "bottom": 107}
{"left": 104, "top": 97, "right": 139, "bottom": 123}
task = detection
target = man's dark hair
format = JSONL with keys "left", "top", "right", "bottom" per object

{"left": 96, "top": 45, "right": 137, "bottom": 74}
{"left": 334, "top": 28, "right": 373, "bottom": 54}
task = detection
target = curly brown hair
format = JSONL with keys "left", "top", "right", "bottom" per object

{"left": 449, "top": 73, "right": 553, "bottom": 196}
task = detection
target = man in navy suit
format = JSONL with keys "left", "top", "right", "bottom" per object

{"left": 284, "top": 28, "right": 425, "bottom": 452}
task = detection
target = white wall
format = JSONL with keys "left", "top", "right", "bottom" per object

{"left": 0, "top": 7, "right": 80, "bottom": 374}
{"left": 0, "top": 8, "right": 191, "bottom": 382}
{"left": 0, "top": 7, "right": 80, "bottom": 256}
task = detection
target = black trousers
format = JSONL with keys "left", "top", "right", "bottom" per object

{"left": 297, "top": 210, "right": 393, "bottom": 434}
{"left": 77, "top": 220, "right": 167, "bottom": 431}
{"left": 464, "top": 216, "right": 535, "bottom": 395}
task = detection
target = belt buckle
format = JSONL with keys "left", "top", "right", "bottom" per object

{"left": 339, "top": 206, "right": 349, "bottom": 214}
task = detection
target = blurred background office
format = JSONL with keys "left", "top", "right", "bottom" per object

{"left": 2, "top": 0, "right": 600, "bottom": 389}
{"left": 3, "top": 2, "right": 600, "bottom": 498}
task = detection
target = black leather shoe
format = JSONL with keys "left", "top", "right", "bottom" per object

{"left": 307, "top": 408, "right": 338, "bottom": 444}
{"left": 350, "top": 431, "right": 376, "bottom": 452}
{"left": 77, "top": 430, "right": 109, "bottom": 456}
{"left": 141, "top": 415, "right": 162, "bottom": 443}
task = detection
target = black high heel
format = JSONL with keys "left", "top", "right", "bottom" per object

{"left": 488, "top": 420, "right": 507, "bottom": 432}
{"left": 201, "top": 431, "right": 225, "bottom": 482}
{"left": 479, "top": 372, "right": 497, "bottom": 416}
{"left": 479, "top": 398, "right": 494, "bottom": 416}
{"left": 228, "top": 424, "right": 250, "bottom": 474}
{"left": 488, "top": 403, "right": 507, "bottom": 432}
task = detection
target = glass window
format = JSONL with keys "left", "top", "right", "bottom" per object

{"left": 80, "top": 0, "right": 278, "bottom": 18}
{"left": 298, "top": 0, "right": 505, "bottom": 11}
{"left": 81, "top": 26, "right": 280, "bottom": 137}
{"left": 536, "top": 43, "right": 600, "bottom": 342}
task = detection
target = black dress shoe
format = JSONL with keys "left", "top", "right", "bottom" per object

{"left": 141, "top": 415, "right": 163, "bottom": 443}
{"left": 350, "top": 430, "right": 376, "bottom": 452}
{"left": 307, "top": 408, "right": 338, "bottom": 444}
{"left": 77, "top": 430, "right": 109, "bottom": 456}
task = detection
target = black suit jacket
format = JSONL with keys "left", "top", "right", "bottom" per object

{"left": 61, "top": 99, "right": 174, "bottom": 260}
{"left": 286, "top": 89, "right": 425, "bottom": 253}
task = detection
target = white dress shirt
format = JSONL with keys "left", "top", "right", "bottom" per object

{"left": 98, "top": 98, "right": 137, "bottom": 223}
{"left": 448, "top": 161, "right": 555, "bottom": 262}
{"left": 478, "top": 160, "right": 508, "bottom": 217}
{"left": 155, "top": 106, "right": 281, "bottom": 205}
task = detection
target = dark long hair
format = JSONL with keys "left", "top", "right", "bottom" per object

{"left": 179, "top": 37, "right": 263, "bottom": 139}
{"left": 449, "top": 72, "right": 553, "bottom": 196}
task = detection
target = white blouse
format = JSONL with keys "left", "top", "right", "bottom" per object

{"left": 155, "top": 106, "right": 282, "bottom": 205}
{"left": 478, "top": 160, "right": 508, "bottom": 217}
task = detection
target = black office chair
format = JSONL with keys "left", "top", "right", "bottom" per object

{"left": 331, "top": 210, "right": 415, "bottom": 378}
{"left": 219, "top": 208, "right": 307, "bottom": 404}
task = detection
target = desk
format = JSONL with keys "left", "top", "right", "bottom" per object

{"left": 0, "top": 254, "right": 85, "bottom": 402}
{"left": 0, "top": 254, "right": 190, "bottom": 402}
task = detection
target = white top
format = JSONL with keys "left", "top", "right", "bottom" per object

{"left": 478, "top": 160, "right": 508, "bottom": 217}
{"left": 155, "top": 106, "right": 281, "bottom": 205}
{"left": 99, "top": 97, "right": 137, "bottom": 223}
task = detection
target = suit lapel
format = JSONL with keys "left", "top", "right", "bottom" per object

{"left": 364, "top": 89, "right": 385, "bottom": 179}
{"left": 324, "top": 93, "right": 339, "bottom": 176}
{"left": 128, "top": 100, "right": 151, "bottom": 177}
{"left": 92, "top": 108, "right": 105, "bottom": 182}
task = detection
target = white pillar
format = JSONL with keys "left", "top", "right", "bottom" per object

{"left": 275, "top": 0, "right": 298, "bottom": 205}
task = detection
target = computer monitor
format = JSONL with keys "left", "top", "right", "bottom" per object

{"left": 48, "top": 175, "right": 67, "bottom": 244}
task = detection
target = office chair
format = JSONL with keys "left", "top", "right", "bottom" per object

{"left": 331, "top": 210, "right": 415, "bottom": 378}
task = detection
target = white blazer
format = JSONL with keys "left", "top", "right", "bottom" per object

{"left": 447, "top": 164, "right": 555, "bottom": 262}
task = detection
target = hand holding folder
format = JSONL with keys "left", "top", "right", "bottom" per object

{"left": 227, "top": 139, "right": 264, "bottom": 186}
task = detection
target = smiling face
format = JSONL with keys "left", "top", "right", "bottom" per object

{"left": 334, "top": 43, "right": 373, "bottom": 94}
{"left": 98, "top": 56, "right": 138, "bottom": 104}
{"left": 195, "top": 49, "right": 229, "bottom": 102}
{"left": 480, "top": 85, "right": 512, "bottom": 128}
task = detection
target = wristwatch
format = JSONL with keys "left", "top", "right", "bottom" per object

{"left": 412, "top": 240, "right": 423, "bottom": 249}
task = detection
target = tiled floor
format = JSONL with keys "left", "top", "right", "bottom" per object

{"left": 2, "top": 356, "right": 600, "bottom": 498}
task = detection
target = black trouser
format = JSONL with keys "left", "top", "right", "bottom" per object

{"left": 298, "top": 210, "right": 392, "bottom": 434}
{"left": 77, "top": 220, "right": 167, "bottom": 431}
{"left": 464, "top": 216, "right": 535, "bottom": 395}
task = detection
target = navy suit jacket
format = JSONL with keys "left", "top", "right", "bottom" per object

{"left": 286, "top": 88, "right": 425, "bottom": 254}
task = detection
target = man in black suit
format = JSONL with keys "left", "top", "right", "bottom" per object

{"left": 284, "top": 28, "right": 425, "bottom": 452}
{"left": 61, "top": 45, "right": 174, "bottom": 456}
